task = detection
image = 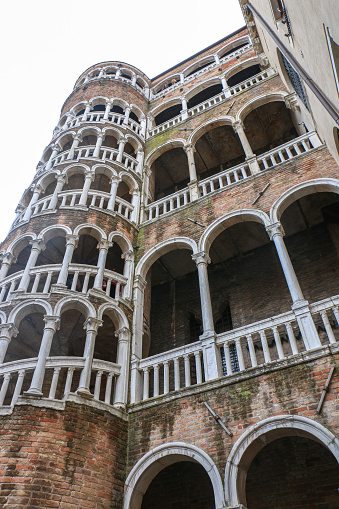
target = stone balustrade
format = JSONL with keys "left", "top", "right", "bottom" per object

{"left": 135, "top": 294, "right": 339, "bottom": 402}
{"left": 149, "top": 68, "right": 276, "bottom": 137}
{"left": 0, "top": 264, "right": 127, "bottom": 301}
{"left": 151, "top": 43, "right": 253, "bottom": 99}
{"left": 143, "top": 132, "right": 323, "bottom": 223}
{"left": 0, "top": 356, "right": 121, "bottom": 411}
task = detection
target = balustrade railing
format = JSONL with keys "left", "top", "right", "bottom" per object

{"left": 151, "top": 43, "right": 253, "bottom": 98}
{"left": 139, "top": 342, "right": 205, "bottom": 400}
{"left": 0, "top": 356, "right": 121, "bottom": 409}
{"left": 55, "top": 112, "right": 142, "bottom": 137}
{"left": 0, "top": 264, "right": 127, "bottom": 302}
{"left": 149, "top": 68, "right": 276, "bottom": 137}
{"left": 143, "top": 132, "right": 322, "bottom": 222}
{"left": 137, "top": 294, "right": 339, "bottom": 402}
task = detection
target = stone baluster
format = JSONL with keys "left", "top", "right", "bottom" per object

{"left": 79, "top": 171, "right": 94, "bottom": 206}
{"left": 114, "top": 327, "right": 130, "bottom": 407}
{"left": 25, "top": 316, "right": 60, "bottom": 396}
{"left": 45, "top": 145, "right": 60, "bottom": 171}
{"left": 48, "top": 175, "right": 67, "bottom": 210}
{"left": 23, "top": 185, "right": 43, "bottom": 221}
{"left": 266, "top": 222, "right": 321, "bottom": 350}
{"left": 233, "top": 120, "right": 260, "bottom": 174}
{"left": 140, "top": 117, "right": 147, "bottom": 137}
{"left": 55, "top": 235, "right": 79, "bottom": 286}
{"left": 93, "top": 240, "right": 113, "bottom": 290}
{"left": 0, "top": 324, "right": 18, "bottom": 363}
{"left": 17, "top": 239, "right": 45, "bottom": 292}
{"left": 130, "top": 276, "right": 147, "bottom": 403}
{"left": 77, "top": 317, "right": 103, "bottom": 397}
{"left": 67, "top": 134, "right": 82, "bottom": 160}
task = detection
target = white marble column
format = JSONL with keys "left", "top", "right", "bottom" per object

{"left": 122, "top": 250, "right": 134, "bottom": 300}
{"left": 214, "top": 54, "right": 221, "bottom": 65}
{"left": 181, "top": 97, "right": 188, "bottom": 120}
{"left": 23, "top": 185, "right": 43, "bottom": 221}
{"left": 93, "top": 240, "right": 113, "bottom": 290}
{"left": 0, "top": 253, "right": 16, "bottom": 280}
{"left": 123, "top": 107, "right": 131, "bottom": 125}
{"left": 266, "top": 222, "right": 321, "bottom": 350}
{"left": 45, "top": 145, "right": 60, "bottom": 171}
{"left": 136, "top": 149, "right": 144, "bottom": 174}
{"left": 184, "top": 144, "right": 200, "bottom": 201}
{"left": 18, "top": 239, "right": 45, "bottom": 292}
{"left": 79, "top": 172, "right": 94, "bottom": 206}
{"left": 131, "top": 75, "right": 137, "bottom": 86}
{"left": 25, "top": 316, "right": 60, "bottom": 396}
{"left": 56, "top": 234, "right": 79, "bottom": 286}
{"left": 77, "top": 317, "right": 102, "bottom": 397}
{"left": 115, "top": 68, "right": 121, "bottom": 79}
{"left": 48, "top": 175, "right": 67, "bottom": 210}
{"left": 107, "top": 176, "right": 121, "bottom": 211}
{"left": 116, "top": 138, "right": 126, "bottom": 163}
{"left": 140, "top": 117, "right": 147, "bottom": 137}
{"left": 93, "top": 133, "right": 105, "bottom": 158}
{"left": 130, "top": 189, "right": 140, "bottom": 223}
{"left": 130, "top": 275, "right": 147, "bottom": 403}
{"left": 103, "top": 100, "right": 113, "bottom": 120}
{"left": 82, "top": 102, "right": 91, "bottom": 121}
{"left": 67, "top": 134, "right": 82, "bottom": 160}
{"left": 233, "top": 120, "right": 260, "bottom": 174}
{"left": 114, "top": 326, "right": 130, "bottom": 407}
{"left": 0, "top": 324, "right": 18, "bottom": 364}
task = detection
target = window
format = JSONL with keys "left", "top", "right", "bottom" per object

{"left": 325, "top": 26, "right": 339, "bottom": 95}
{"left": 270, "top": 0, "right": 284, "bottom": 21}
{"left": 281, "top": 52, "right": 309, "bottom": 110}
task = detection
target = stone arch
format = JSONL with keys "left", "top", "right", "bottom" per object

{"left": 102, "top": 125, "right": 123, "bottom": 141}
{"left": 37, "top": 171, "right": 60, "bottom": 192}
{"left": 189, "top": 116, "right": 235, "bottom": 146}
{"left": 56, "top": 131, "right": 76, "bottom": 151}
{"left": 111, "top": 97, "right": 129, "bottom": 111}
{"left": 124, "top": 442, "right": 225, "bottom": 509}
{"left": 150, "top": 98, "right": 183, "bottom": 120}
{"left": 90, "top": 96, "right": 109, "bottom": 108}
{"left": 53, "top": 295, "right": 96, "bottom": 319}
{"left": 8, "top": 299, "right": 53, "bottom": 328}
{"left": 77, "top": 125, "right": 102, "bottom": 139}
{"left": 97, "top": 303, "right": 129, "bottom": 329}
{"left": 217, "top": 35, "right": 250, "bottom": 59}
{"left": 73, "top": 223, "right": 107, "bottom": 241}
{"left": 236, "top": 91, "right": 289, "bottom": 123}
{"left": 224, "top": 56, "right": 262, "bottom": 82}
{"left": 0, "top": 310, "right": 7, "bottom": 324}
{"left": 119, "top": 172, "right": 139, "bottom": 193}
{"left": 108, "top": 231, "right": 133, "bottom": 253}
{"left": 184, "top": 76, "right": 224, "bottom": 102}
{"left": 130, "top": 104, "right": 144, "bottom": 121}
{"left": 145, "top": 139, "right": 185, "bottom": 168}
{"left": 224, "top": 414, "right": 339, "bottom": 507}
{"left": 125, "top": 134, "right": 141, "bottom": 153}
{"left": 153, "top": 73, "right": 181, "bottom": 94}
{"left": 270, "top": 178, "right": 339, "bottom": 223}
{"left": 70, "top": 100, "right": 88, "bottom": 116}
{"left": 7, "top": 233, "right": 37, "bottom": 257}
{"left": 135, "top": 237, "right": 198, "bottom": 280}
{"left": 91, "top": 163, "right": 118, "bottom": 179}
{"left": 62, "top": 162, "right": 89, "bottom": 179}
{"left": 183, "top": 54, "right": 215, "bottom": 77}
{"left": 199, "top": 209, "right": 271, "bottom": 254}
{"left": 38, "top": 224, "right": 72, "bottom": 243}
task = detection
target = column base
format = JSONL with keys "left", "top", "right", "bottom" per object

{"left": 200, "top": 331, "right": 223, "bottom": 380}
{"left": 188, "top": 180, "right": 200, "bottom": 201}
{"left": 245, "top": 155, "right": 260, "bottom": 174}
{"left": 23, "top": 388, "right": 43, "bottom": 397}
{"left": 292, "top": 300, "right": 321, "bottom": 350}
{"left": 76, "top": 388, "right": 94, "bottom": 399}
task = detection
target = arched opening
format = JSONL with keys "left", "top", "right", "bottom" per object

{"left": 51, "top": 309, "right": 86, "bottom": 357}
{"left": 227, "top": 64, "right": 262, "bottom": 87}
{"left": 124, "top": 141, "right": 137, "bottom": 158}
{"left": 94, "top": 312, "right": 118, "bottom": 364}
{"left": 194, "top": 124, "right": 246, "bottom": 181}
{"left": 187, "top": 84, "right": 223, "bottom": 110}
{"left": 44, "top": 179, "right": 57, "bottom": 197}
{"left": 102, "top": 134, "right": 119, "bottom": 150}
{"left": 72, "top": 234, "right": 99, "bottom": 266}
{"left": 140, "top": 461, "right": 215, "bottom": 509}
{"left": 130, "top": 111, "right": 140, "bottom": 124}
{"left": 90, "top": 104, "right": 106, "bottom": 112}
{"left": 117, "top": 180, "right": 132, "bottom": 203}
{"left": 91, "top": 172, "right": 111, "bottom": 193}
{"left": 243, "top": 100, "right": 299, "bottom": 156}
{"left": 78, "top": 134, "right": 97, "bottom": 148}
{"left": 106, "top": 243, "right": 124, "bottom": 274}
{"left": 185, "top": 58, "right": 214, "bottom": 77}
{"left": 63, "top": 172, "right": 85, "bottom": 191}
{"left": 7, "top": 244, "right": 31, "bottom": 276}
{"left": 111, "top": 105, "right": 124, "bottom": 115}
{"left": 5, "top": 312, "right": 44, "bottom": 363}
{"left": 60, "top": 137, "right": 73, "bottom": 152}
{"left": 150, "top": 147, "right": 189, "bottom": 202}
{"left": 219, "top": 41, "right": 248, "bottom": 58}
{"left": 36, "top": 236, "right": 66, "bottom": 266}
{"left": 246, "top": 436, "right": 339, "bottom": 508}
{"left": 280, "top": 190, "right": 339, "bottom": 343}
{"left": 154, "top": 104, "right": 182, "bottom": 126}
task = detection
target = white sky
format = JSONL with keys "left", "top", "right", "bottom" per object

{"left": 0, "top": 0, "right": 245, "bottom": 243}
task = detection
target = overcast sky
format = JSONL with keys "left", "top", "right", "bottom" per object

{"left": 0, "top": 1, "right": 245, "bottom": 243}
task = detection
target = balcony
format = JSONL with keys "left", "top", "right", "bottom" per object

{"left": 138, "top": 294, "right": 339, "bottom": 402}
{"left": 144, "top": 132, "right": 322, "bottom": 222}
{"left": 149, "top": 68, "right": 276, "bottom": 137}
{"left": 0, "top": 356, "right": 121, "bottom": 414}
{"left": 0, "top": 263, "right": 128, "bottom": 302}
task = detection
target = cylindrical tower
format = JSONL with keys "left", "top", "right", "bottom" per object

{"left": 0, "top": 61, "right": 150, "bottom": 507}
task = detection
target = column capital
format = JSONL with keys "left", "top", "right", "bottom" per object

{"left": 266, "top": 222, "right": 285, "bottom": 240}
{"left": 56, "top": 174, "right": 67, "bottom": 184}
{"left": 115, "top": 326, "right": 130, "bottom": 340}
{"left": 73, "top": 134, "right": 82, "bottom": 142}
{"left": 84, "top": 317, "right": 103, "bottom": 332}
{"left": 284, "top": 93, "right": 300, "bottom": 111}
{"left": 84, "top": 171, "right": 95, "bottom": 181}
{"left": 110, "top": 175, "right": 121, "bottom": 185}
{"left": 0, "top": 323, "right": 18, "bottom": 339}
{"left": 192, "top": 251, "right": 211, "bottom": 266}
{"left": 97, "top": 239, "right": 113, "bottom": 251}
{"left": 31, "top": 183, "right": 43, "bottom": 193}
{"left": 133, "top": 275, "right": 147, "bottom": 292}
{"left": 118, "top": 136, "right": 127, "bottom": 144}
{"left": 122, "top": 250, "right": 134, "bottom": 262}
{"left": 65, "top": 234, "right": 79, "bottom": 247}
{"left": 51, "top": 143, "right": 61, "bottom": 153}
{"left": 43, "top": 315, "right": 60, "bottom": 331}
{"left": 97, "top": 132, "right": 105, "bottom": 140}
{"left": 184, "top": 143, "right": 195, "bottom": 154}
{"left": 105, "top": 99, "right": 113, "bottom": 106}
{"left": 144, "top": 166, "right": 152, "bottom": 178}
{"left": 232, "top": 120, "right": 245, "bottom": 132}
{"left": 29, "top": 239, "right": 46, "bottom": 252}
{"left": 1, "top": 252, "right": 16, "bottom": 265}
